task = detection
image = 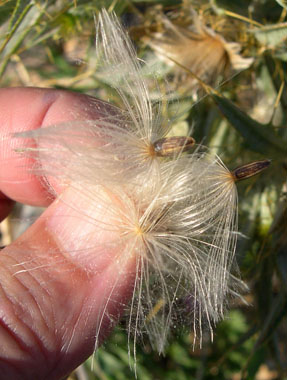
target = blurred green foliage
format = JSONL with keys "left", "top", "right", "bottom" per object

{"left": 1, "top": 0, "right": 287, "bottom": 379}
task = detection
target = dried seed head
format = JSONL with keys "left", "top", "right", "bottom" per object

{"left": 143, "top": 8, "right": 254, "bottom": 90}
{"left": 14, "top": 10, "right": 254, "bottom": 359}
{"left": 120, "top": 151, "right": 243, "bottom": 352}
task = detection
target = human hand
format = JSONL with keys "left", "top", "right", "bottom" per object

{"left": 0, "top": 87, "right": 136, "bottom": 380}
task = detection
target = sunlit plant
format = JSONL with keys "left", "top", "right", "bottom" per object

{"left": 15, "top": 10, "right": 270, "bottom": 360}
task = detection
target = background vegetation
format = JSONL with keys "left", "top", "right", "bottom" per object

{"left": 0, "top": 0, "right": 287, "bottom": 379}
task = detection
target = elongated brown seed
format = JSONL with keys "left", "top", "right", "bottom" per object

{"left": 153, "top": 136, "right": 195, "bottom": 157}
{"left": 232, "top": 159, "right": 271, "bottom": 181}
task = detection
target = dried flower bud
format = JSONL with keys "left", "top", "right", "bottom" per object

{"left": 143, "top": 8, "right": 253, "bottom": 90}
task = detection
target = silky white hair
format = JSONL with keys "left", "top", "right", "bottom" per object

{"left": 15, "top": 9, "right": 244, "bottom": 357}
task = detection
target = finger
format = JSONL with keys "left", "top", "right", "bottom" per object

{"left": 0, "top": 174, "right": 136, "bottom": 380}
{"left": 0, "top": 87, "right": 113, "bottom": 207}
{"left": 0, "top": 87, "right": 137, "bottom": 379}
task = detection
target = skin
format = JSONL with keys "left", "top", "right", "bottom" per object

{"left": 0, "top": 88, "right": 136, "bottom": 380}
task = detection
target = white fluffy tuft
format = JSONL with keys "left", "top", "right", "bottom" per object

{"left": 15, "top": 9, "right": 245, "bottom": 356}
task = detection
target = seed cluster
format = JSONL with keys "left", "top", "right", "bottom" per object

{"left": 17, "top": 10, "right": 270, "bottom": 355}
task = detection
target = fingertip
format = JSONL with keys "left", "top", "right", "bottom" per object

{"left": 0, "top": 87, "right": 108, "bottom": 206}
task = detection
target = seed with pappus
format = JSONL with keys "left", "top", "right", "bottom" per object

{"left": 16, "top": 11, "right": 195, "bottom": 189}
{"left": 15, "top": 10, "right": 270, "bottom": 358}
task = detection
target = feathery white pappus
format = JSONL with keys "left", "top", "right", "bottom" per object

{"left": 15, "top": 9, "right": 259, "bottom": 355}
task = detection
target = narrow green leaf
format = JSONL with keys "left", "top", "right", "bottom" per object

{"left": 0, "top": 3, "right": 45, "bottom": 77}
{"left": 276, "top": 0, "right": 287, "bottom": 10}
{"left": 9, "top": 0, "right": 29, "bottom": 30}
{"left": 211, "top": 94, "right": 287, "bottom": 158}
{"left": 251, "top": 22, "right": 287, "bottom": 47}
{"left": 255, "top": 292, "right": 287, "bottom": 347}
{"left": 0, "top": 2, "right": 33, "bottom": 55}
{"left": 271, "top": 204, "right": 287, "bottom": 292}
{"left": 0, "top": 0, "right": 17, "bottom": 25}
{"left": 274, "top": 50, "right": 287, "bottom": 61}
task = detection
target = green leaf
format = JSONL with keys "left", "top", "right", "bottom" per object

{"left": 255, "top": 292, "right": 287, "bottom": 347}
{"left": 276, "top": 0, "right": 287, "bottom": 10}
{"left": 8, "top": 0, "right": 29, "bottom": 30}
{"left": 274, "top": 50, "right": 287, "bottom": 61}
{"left": 0, "top": 0, "right": 17, "bottom": 25}
{"left": 211, "top": 94, "right": 287, "bottom": 158}
{"left": 0, "top": 2, "right": 45, "bottom": 77}
{"left": 251, "top": 22, "right": 287, "bottom": 47}
{"left": 245, "top": 347, "right": 266, "bottom": 379}
{"left": 168, "top": 342, "right": 197, "bottom": 368}
{"left": 272, "top": 204, "right": 287, "bottom": 291}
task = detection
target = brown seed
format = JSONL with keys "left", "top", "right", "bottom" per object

{"left": 232, "top": 159, "right": 271, "bottom": 181}
{"left": 153, "top": 136, "right": 195, "bottom": 157}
